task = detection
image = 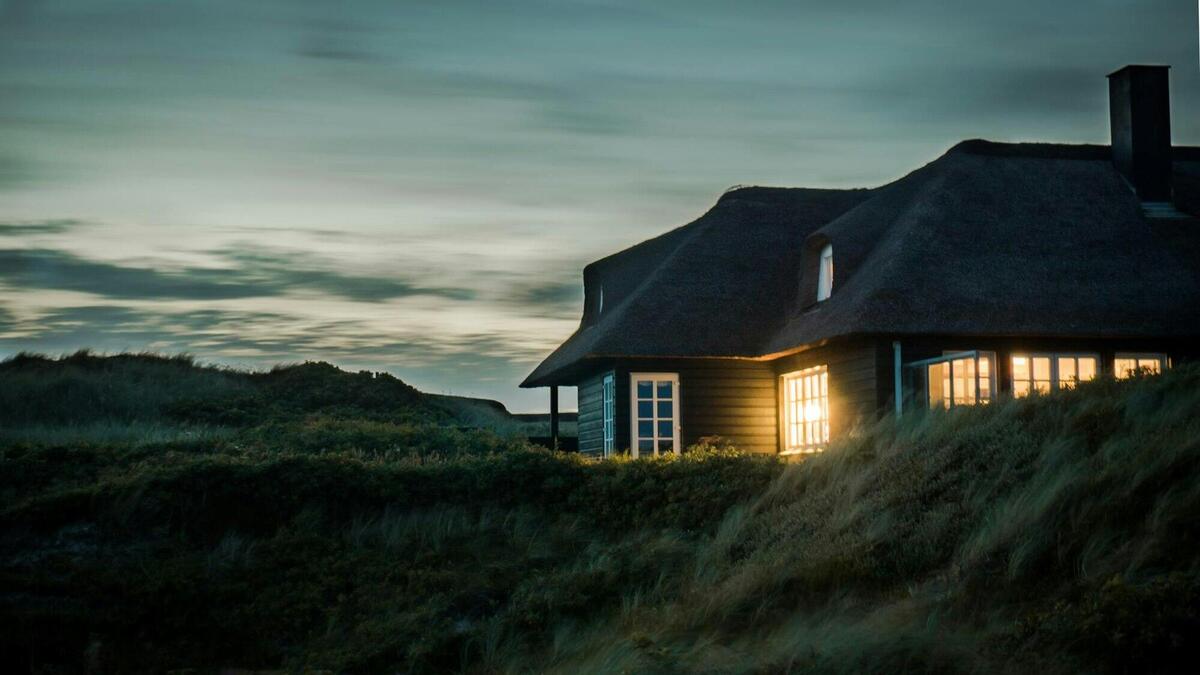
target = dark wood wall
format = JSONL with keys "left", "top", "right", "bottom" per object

{"left": 771, "top": 339, "right": 885, "bottom": 441}
{"left": 582, "top": 358, "right": 778, "bottom": 454}
{"left": 576, "top": 370, "right": 609, "bottom": 457}
{"left": 564, "top": 335, "right": 1198, "bottom": 457}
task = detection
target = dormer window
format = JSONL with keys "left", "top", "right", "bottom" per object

{"left": 816, "top": 243, "right": 833, "bottom": 302}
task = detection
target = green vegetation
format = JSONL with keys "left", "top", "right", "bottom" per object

{"left": 0, "top": 351, "right": 550, "bottom": 450}
{"left": 2, "top": 353, "right": 1199, "bottom": 673}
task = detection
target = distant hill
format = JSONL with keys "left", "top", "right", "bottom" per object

{"left": 0, "top": 351, "right": 560, "bottom": 442}
{"left": 429, "top": 393, "right": 577, "bottom": 436}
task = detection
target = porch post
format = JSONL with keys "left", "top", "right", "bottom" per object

{"left": 893, "top": 341, "right": 903, "bottom": 418}
{"left": 549, "top": 386, "right": 560, "bottom": 450}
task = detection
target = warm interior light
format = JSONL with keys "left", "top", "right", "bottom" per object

{"left": 782, "top": 365, "right": 829, "bottom": 452}
{"left": 1014, "top": 353, "right": 1102, "bottom": 395}
{"left": 1115, "top": 355, "right": 1165, "bottom": 379}
{"left": 926, "top": 353, "right": 993, "bottom": 409}
{"left": 803, "top": 401, "right": 822, "bottom": 422}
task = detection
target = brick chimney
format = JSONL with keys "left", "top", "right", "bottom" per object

{"left": 1108, "top": 65, "right": 1172, "bottom": 201}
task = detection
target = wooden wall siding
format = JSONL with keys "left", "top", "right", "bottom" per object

{"left": 576, "top": 370, "right": 609, "bottom": 457}
{"left": 608, "top": 359, "right": 779, "bottom": 454}
{"left": 894, "top": 335, "right": 1200, "bottom": 407}
{"left": 771, "top": 340, "right": 884, "bottom": 441}
{"left": 569, "top": 336, "right": 1200, "bottom": 456}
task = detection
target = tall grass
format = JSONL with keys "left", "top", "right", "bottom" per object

{"left": 0, "top": 350, "right": 249, "bottom": 426}
{"left": 533, "top": 368, "right": 1200, "bottom": 674}
{"left": 1, "top": 366, "right": 1198, "bottom": 673}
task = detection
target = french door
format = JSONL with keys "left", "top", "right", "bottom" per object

{"left": 629, "top": 372, "right": 680, "bottom": 458}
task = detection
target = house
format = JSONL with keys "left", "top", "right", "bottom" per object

{"left": 521, "top": 65, "right": 1200, "bottom": 458}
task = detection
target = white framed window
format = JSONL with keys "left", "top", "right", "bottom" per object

{"left": 781, "top": 365, "right": 829, "bottom": 453}
{"left": 1054, "top": 355, "right": 1098, "bottom": 389}
{"left": 921, "top": 351, "right": 996, "bottom": 408}
{"left": 816, "top": 243, "right": 833, "bottom": 302}
{"left": 601, "top": 372, "right": 615, "bottom": 457}
{"left": 1114, "top": 353, "right": 1168, "bottom": 379}
{"left": 1011, "top": 353, "right": 1098, "bottom": 396}
{"left": 630, "top": 373, "right": 680, "bottom": 458}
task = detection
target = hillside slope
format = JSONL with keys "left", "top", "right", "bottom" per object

{"left": 0, "top": 351, "right": 552, "bottom": 442}
{"left": 1, "top": 364, "right": 1198, "bottom": 672}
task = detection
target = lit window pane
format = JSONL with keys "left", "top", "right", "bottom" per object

{"left": 1115, "top": 358, "right": 1134, "bottom": 379}
{"left": 1058, "top": 358, "right": 1077, "bottom": 388}
{"left": 1014, "top": 381, "right": 1031, "bottom": 398}
{"left": 1032, "top": 357, "right": 1051, "bottom": 381}
{"left": 782, "top": 365, "right": 830, "bottom": 452}
{"left": 1115, "top": 355, "right": 1166, "bottom": 379}
{"left": 928, "top": 362, "right": 947, "bottom": 409}
{"left": 1078, "top": 358, "right": 1097, "bottom": 382}
{"left": 1012, "top": 356, "right": 1029, "bottom": 380}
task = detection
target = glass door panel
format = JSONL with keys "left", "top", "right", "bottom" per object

{"left": 630, "top": 373, "right": 680, "bottom": 457}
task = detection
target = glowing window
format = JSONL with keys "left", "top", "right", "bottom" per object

{"left": 1114, "top": 353, "right": 1167, "bottom": 379}
{"left": 781, "top": 365, "right": 829, "bottom": 453}
{"left": 630, "top": 373, "right": 679, "bottom": 458}
{"left": 1056, "top": 355, "right": 1097, "bottom": 389}
{"left": 602, "top": 373, "right": 615, "bottom": 457}
{"left": 1012, "top": 353, "right": 1098, "bottom": 396}
{"left": 926, "top": 352, "right": 995, "bottom": 408}
{"left": 816, "top": 244, "right": 833, "bottom": 302}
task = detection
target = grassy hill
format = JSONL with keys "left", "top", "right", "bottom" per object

{"left": 0, "top": 351, "right": 558, "bottom": 447}
{"left": 1, "top": 356, "right": 1199, "bottom": 673}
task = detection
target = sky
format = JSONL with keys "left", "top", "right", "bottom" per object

{"left": 1, "top": 0, "right": 1198, "bottom": 412}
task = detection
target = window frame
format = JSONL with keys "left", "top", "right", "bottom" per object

{"left": 780, "top": 365, "right": 830, "bottom": 454}
{"left": 1114, "top": 353, "right": 1169, "bottom": 379}
{"left": 905, "top": 350, "right": 997, "bottom": 409}
{"left": 1010, "top": 352, "right": 1100, "bottom": 396}
{"left": 628, "top": 372, "right": 681, "bottom": 458}
{"left": 1053, "top": 354, "right": 1100, "bottom": 390}
{"left": 816, "top": 243, "right": 833, "bottom": 302}
{"left": 601, "top": 372, "right": 615, "bottom": 457}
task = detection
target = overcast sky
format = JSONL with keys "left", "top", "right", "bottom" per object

{"left": 1, "top": 0, "right": 1197, "bottom": 411}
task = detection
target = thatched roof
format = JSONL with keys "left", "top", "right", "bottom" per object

{"left": 522, "top": 141, "right": 1200, "bottom": 387}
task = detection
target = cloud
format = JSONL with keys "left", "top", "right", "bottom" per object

{"left": 503, "top": 279, "right": 582, "bottom": 319}
{"left": 212, "top": 247, "right": 477, "bottom": 302}
{"left": 0, "top": 219, "right": 84, "bottom": 236}
{"left": 0, "top": 247, "right": 475, "bottom": 302}
{"left": 295, "top": 16, "right": 380, "bottom": 63}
